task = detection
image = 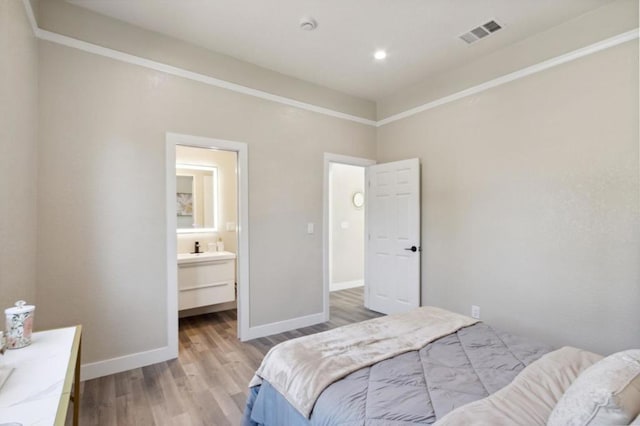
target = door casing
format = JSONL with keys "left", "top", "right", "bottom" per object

{"left": 322, "top": 153, "right": 376, "bottom": 321}
{"left": 166, "top": 132, "right": 250, "bottom": 354}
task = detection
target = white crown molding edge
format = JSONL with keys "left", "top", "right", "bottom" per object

{"left": 20, "top": 1, "right": 376, "bottom": 127}
{"left": 22, "top": 0, "right": 38, "bottom": 35}
{"left": 20, "top": 0, "right": 638, "bottom": 129}
{"left": 377, "top": 29, "right": 639, "bottom": 127}
{"left": 35, "top": 28, "right": 378, "bottom": 126}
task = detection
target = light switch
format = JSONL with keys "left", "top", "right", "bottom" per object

{"left": 340, "top": 221, "right": 349, "bottom": 229}
{"left": 307, "top": 223, "right": 314, "bottom": 234}
{"left": 226, "top": 222, "right": 236, "bottom": 232}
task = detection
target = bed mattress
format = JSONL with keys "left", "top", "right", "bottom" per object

{"left": 243, "top": 322, "right": 552, "bottom": 426}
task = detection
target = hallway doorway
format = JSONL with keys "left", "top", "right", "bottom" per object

{"left": 329, "top": 163, "right": 366, "bottom": 293}
{"left": 322, "top": 153, "right": 375, "bottom": 320}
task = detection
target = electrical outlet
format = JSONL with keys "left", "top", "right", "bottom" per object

{"left": 471, "top": 305, "right": 480, "bottom": 319}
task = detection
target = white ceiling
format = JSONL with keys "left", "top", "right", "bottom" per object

{"left": 67, "top": 0, "right": 615, "bottom": 101}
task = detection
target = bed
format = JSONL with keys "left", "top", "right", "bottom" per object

{"left": 242, "top": 307, "right": 640, "bottom": 426}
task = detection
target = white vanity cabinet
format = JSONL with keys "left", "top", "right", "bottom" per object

{"left": 177, "top": 251, "right": 236, "bottom": 310}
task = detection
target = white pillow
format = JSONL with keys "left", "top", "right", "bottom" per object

{"left": 548, "top": 349, "right": 640, "bottom": 426}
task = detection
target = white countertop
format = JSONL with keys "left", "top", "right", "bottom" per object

{"left": 177, "top": 250, "right": 236, "bottom": 265}
{"left": 0, "top": 326, "right": 78, "bottom": 425}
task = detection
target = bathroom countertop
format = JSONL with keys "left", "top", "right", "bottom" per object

{"left": 177, "top": 251, "right": 236, "bottom": 265}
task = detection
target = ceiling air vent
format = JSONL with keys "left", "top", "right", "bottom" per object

{"left": 459, "top": 20, "right": 502, "bottom": 44}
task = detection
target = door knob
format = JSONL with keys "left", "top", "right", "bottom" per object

{"left": 404, "top": 246, "right": 418, "bottom": 252}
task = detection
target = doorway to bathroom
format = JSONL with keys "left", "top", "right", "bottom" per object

{"left": 323, "top": 154, "right": 375, "bottom": 320}
{"left": 166, "top": 133, "right": 249, "bottom": 357}
{"left": 175, "top": 144, "right": 238, "bottom": 313}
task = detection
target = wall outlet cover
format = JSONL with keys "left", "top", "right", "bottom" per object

{"left": 471, "top": 305, "right": 480, "bottom": 319}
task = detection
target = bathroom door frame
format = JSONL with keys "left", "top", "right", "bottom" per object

{"left": 322, "top": 153, "right": 376, "bottom": 321}
{"left": 166, "top": 132, "right": 250, "bottom": 355}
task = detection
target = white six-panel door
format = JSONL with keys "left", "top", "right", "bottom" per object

{"left": 365, "top": 158, "right": 421, "bottom": 315}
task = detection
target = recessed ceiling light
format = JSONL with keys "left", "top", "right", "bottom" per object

{"left": 374, "top": 50, "right": 387, "bottom": 60}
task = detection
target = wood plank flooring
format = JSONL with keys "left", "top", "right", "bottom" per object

{"left": 70, "top": 287, "right": 382, "bottom": 425}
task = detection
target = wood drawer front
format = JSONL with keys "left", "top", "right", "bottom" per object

{"left": 179, "top": 281, "right": 234, "bottom": 310}
{"left": 178, "top": 260, "right": 234, "bottom": 290}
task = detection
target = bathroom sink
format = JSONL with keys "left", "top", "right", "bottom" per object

{"left": 177, "top": 251, "right": 236, "bottom": 265}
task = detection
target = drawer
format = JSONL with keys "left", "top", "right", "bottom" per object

{"left": 178, "top": 260, "right": 234, "bottom": 290}
{"left": 179, "top": 280, "right": 235, "bottom": 310}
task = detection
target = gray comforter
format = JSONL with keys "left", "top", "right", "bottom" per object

{"left": 244, "top": 322, "right": 552, "bottom": 425}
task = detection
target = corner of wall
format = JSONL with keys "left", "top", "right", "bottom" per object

{"left": 0, "top": 0, "right": 39, "bottom": 317}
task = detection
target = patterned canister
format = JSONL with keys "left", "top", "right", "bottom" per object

{"left": 5, "top": 300, "right": 35, "bottom": 349}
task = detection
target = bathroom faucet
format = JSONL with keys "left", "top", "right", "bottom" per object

{"left": 194, "top": 241, "right": 201, "bottom": 254}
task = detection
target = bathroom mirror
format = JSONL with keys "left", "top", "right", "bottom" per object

{"left": 176, "top": 164, "right": 218, "bottom": 233}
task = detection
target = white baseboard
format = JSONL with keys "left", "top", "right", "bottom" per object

{"left": 81, "top": 312, "right": 326, "bottom": 378}
{"left": 80, "top": 345, "right": 176, "bottom": 381}
{"left": 178, "top": 301, "right": 237, "bottom": 318}
{"left": 242, "top": 312, "right": 325, "bottom": 341}
{"left": 330, "top": 280, "right": 364, "bottom": 292}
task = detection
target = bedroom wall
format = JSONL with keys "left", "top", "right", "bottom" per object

{"left": 0, "top": 0, "right": 39, "bottom": 312}
{"left": 18, "top": 0, "right": 640, "bottom": 370}
{"left": 377, "top": 40, "right": 639, "bottom": 355}
{"left": 36, "top": 40, "right": 376, "bottom": 364}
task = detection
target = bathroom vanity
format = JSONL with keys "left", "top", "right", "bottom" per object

{"left": 177, "top": 251, "right": 236, "bottom": 310}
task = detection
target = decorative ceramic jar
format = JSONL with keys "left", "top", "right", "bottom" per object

{"left": 5, "top": 300, "right": 35, "bottom": 349}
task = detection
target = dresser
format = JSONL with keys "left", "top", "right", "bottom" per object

{"left": 0, "top": 326, "right": 82, "bottom": 425}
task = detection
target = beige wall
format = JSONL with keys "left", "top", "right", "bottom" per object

{"left": 377, "top": 0, "right": 639, "bottom": 120}
{"left": 36, "top": 41, "right": 376, "bottom": 363}
{"left": 7, "top": 0, "right": 639, "bottom": 369}
{"left": 0, "top": 0, "right": 38, "bottom": 312}
{"left": 329, "top": 163, "right": 365, "bottom": 287}
{"left": 37, "top": 0, "right": 376, "bottom": 121}
{"left": 377, "top": 41, "right": 639, "bottom": 355}
{"left": 175, "top": 146, "right": 238, "bottom": 255}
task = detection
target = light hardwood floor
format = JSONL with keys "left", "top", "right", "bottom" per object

{"left": 70, "top": 287, "right": 381, "bottom": 425}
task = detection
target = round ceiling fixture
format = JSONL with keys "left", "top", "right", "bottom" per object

{"left": 374, "top": 50, "right": 387, "bottom": 60}
{"left": 300, "top": 18, "right": 318, "bottom": 31}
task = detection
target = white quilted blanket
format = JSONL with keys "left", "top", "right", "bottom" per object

{"left": 249, "top": 306, "right": 479, "bottom": 418}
